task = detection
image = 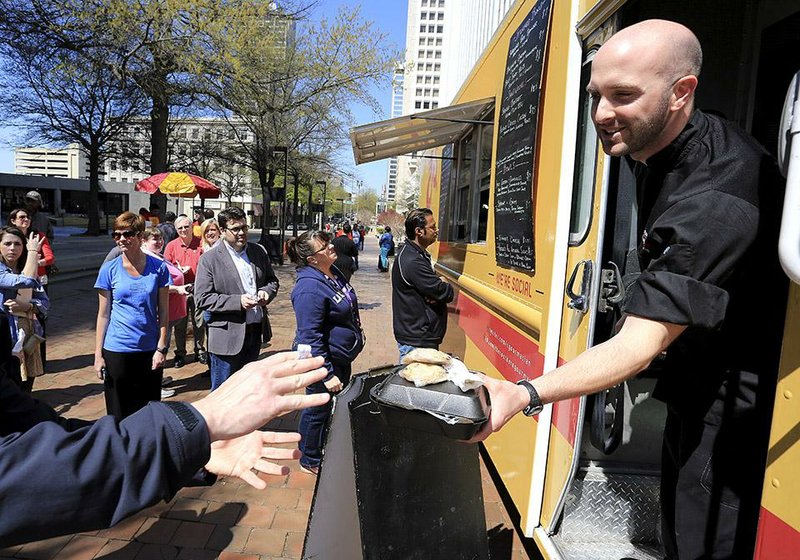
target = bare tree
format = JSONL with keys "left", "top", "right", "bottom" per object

{"left": 0, "top": 43, "right": 145, "bottom": 234}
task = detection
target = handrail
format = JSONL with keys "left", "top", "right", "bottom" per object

{"left": 779, "top": 72, "right": 800, "bottom": 285}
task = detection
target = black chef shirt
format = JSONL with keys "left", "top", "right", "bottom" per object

{"left": 621, "top": 110, "right": 788, "bottom": 415}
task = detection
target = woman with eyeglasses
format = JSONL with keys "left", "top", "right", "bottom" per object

{"left": 0, "top": 226, "right": 47, "bottom": 393}
{"left": 287, "top": 231, "right": 365, "bottom": 475}
{"left": 9, "top": 208, "right": 55, "bottom": 289}
{"left": 94, "top": 212, "right": 171, "bottom": 419}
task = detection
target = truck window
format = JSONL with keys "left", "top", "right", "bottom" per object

{"left": 569, "top": 54, "right": 599, "bottom": 246}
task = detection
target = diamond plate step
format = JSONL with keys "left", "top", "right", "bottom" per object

{"left": 552, "top": 470, "right": 663, "bottom": 560}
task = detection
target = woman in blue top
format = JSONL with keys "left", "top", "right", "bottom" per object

{"left": 94, "top": 211, "right": 171, "bottom": 419}
{"left": 287, "top": 231, "right": 364, "bottom": 475}
{"left": 378, "top": 226, "right": 394, "bottom": 272}
{"left": 0, "top": 227, "right": 48, "bottom": 393}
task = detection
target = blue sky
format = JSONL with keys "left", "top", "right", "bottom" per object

{"left": 312, "top": 0, "right": 408, "bottom": 195}
{"left": 0, "top": 0, "right": 408, "bottom": 196}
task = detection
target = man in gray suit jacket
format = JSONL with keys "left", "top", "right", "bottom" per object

{"left": 195, "top": 207, "right": 279, "bottom": 390}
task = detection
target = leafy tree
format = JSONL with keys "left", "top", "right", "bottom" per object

{"left": 376, "top": 209, "right": 405, "bottom": 240}
{"left": 211, "top": 5, "right": 398, "bottom": 246}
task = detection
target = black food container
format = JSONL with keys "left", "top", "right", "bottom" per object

{"left": 369, "top": 368, "right": 491, "bottom": 440}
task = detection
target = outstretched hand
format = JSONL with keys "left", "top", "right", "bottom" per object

{"left": 206, "top": 431, "right": 302, "bottom": 489}
{"left": 467, "top": 374, "right": 530, "bottom": 443}
{"left": 193, "top": 351, "right": 330, "bottom": 442}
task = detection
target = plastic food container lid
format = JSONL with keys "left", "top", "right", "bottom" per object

{"left": 370, "top": 368, "right": 490, "bottom": 438}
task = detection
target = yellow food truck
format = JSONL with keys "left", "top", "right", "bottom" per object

{"left": 351, "top": 0, "right": 800, "bottom": 558}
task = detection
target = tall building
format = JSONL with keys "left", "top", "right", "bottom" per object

{"left": 388, "top": 0, "right": 514, "bottom": 211}
{"left": 386, "top": 66, "right": 405, "bottom": 205}
{"left": 440, "top": 0, "right": 516, "bottom": 104}
{"left": 15, "top": 144, "right": 92, "bottom": 179}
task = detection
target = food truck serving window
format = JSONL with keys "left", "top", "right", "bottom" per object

{"left": 446, "top": 110, "right": 494, "bottom": 244}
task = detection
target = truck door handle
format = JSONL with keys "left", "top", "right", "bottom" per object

{"left": 566, "top": 260, "right": 593, "bottom": 314}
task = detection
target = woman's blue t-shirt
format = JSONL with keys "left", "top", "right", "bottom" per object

{"left": 94, "top": 255, "right": 171, "bottom": 353}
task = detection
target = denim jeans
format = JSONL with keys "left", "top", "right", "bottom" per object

{"left": 379, "top": 246, "right": 390, "bottom": 271}
{"left": 210, "top": 325, "right": 262, "bottom": 390}
{"left": 397, "top": 343, "right": 418, "bottom": 363}
{"left": 298, "top": 362, "right": 352, "bottom": 469}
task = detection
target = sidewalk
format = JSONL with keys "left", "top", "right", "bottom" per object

{"left": 1, "top": 239, "right": 533, "bottom": 560}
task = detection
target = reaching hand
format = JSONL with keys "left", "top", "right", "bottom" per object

{"left": 192, "top": 352, "right": 330, "bottom": 442}
{"left": 467, "top": 375, "right": 531, "bottom": 443}
{"left": 206, "top": 431, "right": 302, "bottom": 489}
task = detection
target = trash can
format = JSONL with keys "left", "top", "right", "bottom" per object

{"left": 303, "top": 366, "right": 491, "bottom": 560}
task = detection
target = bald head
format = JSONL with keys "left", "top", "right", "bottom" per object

{"left": 600, "top": 20, "right": 702, "bottom": 83}
{"left": 588, "top": 20, "right": 702, "bottom": 162}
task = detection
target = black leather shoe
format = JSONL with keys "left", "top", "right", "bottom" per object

{"left": 174, "top": 356, "right": 185, "bottom": 368}
{"left": 196, "top": 350, "right": 208, "bottom": 365}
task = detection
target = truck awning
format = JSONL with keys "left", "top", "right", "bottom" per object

{"left": 350, "top": 97, "right": 495, "bottom": 164}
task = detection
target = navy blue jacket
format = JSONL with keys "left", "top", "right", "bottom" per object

{"left": 0, "top": 372, "right": 211, "bottom": 546}
{"left": 291, "top": 266, "right": 364, "bottom": 381}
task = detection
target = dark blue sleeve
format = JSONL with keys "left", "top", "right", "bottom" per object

{"left": 292, "top": 290, "right": 334, "bottom": 379}
{"left": 0, "top": 372, "right": 89, "bottom": 435}
{"left": 0, "top": 401, "right": 211, "bottom": 546}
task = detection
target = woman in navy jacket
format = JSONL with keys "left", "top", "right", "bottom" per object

{"left": 288, "top": 231, "right": 364, "bottom": 475}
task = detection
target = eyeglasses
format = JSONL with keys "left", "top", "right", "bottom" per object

{"left": 14, "top": 215, "right": 30, "bottom": 221}
{"left": 312, "top": 243, "right": 333, "bottom": 255}
{"left": 176, "top": 225, "right": 191, "bottom": 230}
{"left": 226, "top": 225, "right": 249, "bottom": 235}
{"left": 112, "top": 230, "right": 138, "bottom": 240}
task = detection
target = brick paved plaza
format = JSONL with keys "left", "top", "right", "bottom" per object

{"left": 0, "top": 237, "right": 533, "bottom": 560}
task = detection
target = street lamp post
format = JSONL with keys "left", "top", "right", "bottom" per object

{"left": 336, "top": 198, "right": 345, "bottom": 220}
{"left": 315, "top": 180, "right": 326, "bottom": 230}
{"left": 291, "top": 169, "right": 299, "bottom": 238}
{"left": 272, "top": 146, "right": 288, "bottom": 266}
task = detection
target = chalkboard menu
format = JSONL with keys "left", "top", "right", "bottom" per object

{"left": 493, "top": 0, "right": 553, "bottom": 270}
{"left": 438, "top": 144, "right": 453, "bottom": 240}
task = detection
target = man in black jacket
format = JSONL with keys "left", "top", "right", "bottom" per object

{"left": 392, "top": 208, "right": 454, "bottom": 362}
{"left": 331, "top": 223, "right": 359, "bottom": 281}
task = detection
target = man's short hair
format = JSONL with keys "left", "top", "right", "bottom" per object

{"left": 218, "top": 207, "right": 247, "bottom": 230}
{"left": 405, "top": 208, "right": 433, "bottom": 239}
{"left": 162, "top": 211, "right": 177, "bottom": 223}
{"left": 203, "top": 209, "right": 215, "bottom": 220}
{"left": 174, "top": 215, "right": 192, "bottom": 228}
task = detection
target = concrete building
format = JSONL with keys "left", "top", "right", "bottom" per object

{"left": 388, "top": 0, "right": 514, "bottom": 212}
{"left": 15, "top": 144, "right": 93, "bottom": 180}
{"left": 103, "top": 117, "right": 261, "bottom": 219}
{"left": 439, "top": 0, "right": 516, "bottom": 104}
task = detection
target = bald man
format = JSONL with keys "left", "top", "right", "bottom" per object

{"left": 474, "top": 20, "right": 786, "bottom": 558}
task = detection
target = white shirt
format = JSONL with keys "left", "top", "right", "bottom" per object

{"left": 224, "top": 241, "right": 262, "bottom": 324}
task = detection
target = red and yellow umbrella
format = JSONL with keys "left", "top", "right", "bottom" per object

{"left": 135, "top": 172, "right": 221, "bottom": 199}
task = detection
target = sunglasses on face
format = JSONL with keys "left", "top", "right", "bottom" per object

{"left": 14, "top": 215, "right": 30, "bottom": 221}
{"left": 112, "top": 230, "right": 138, "bottom": 240}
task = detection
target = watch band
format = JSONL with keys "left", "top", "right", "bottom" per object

{"left": 156, "top": 346, "right": 168, "bottom": 354}
{"left": 517, "top": 380, "right": 544, "bottom": 416}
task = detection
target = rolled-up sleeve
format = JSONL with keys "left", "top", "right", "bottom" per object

{"left": 624, "top": 190, "right": 758, "bottom": 329}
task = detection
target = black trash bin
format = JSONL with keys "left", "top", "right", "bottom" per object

{"left": 303, "top": 366, "right": 491, "bottom": 560}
